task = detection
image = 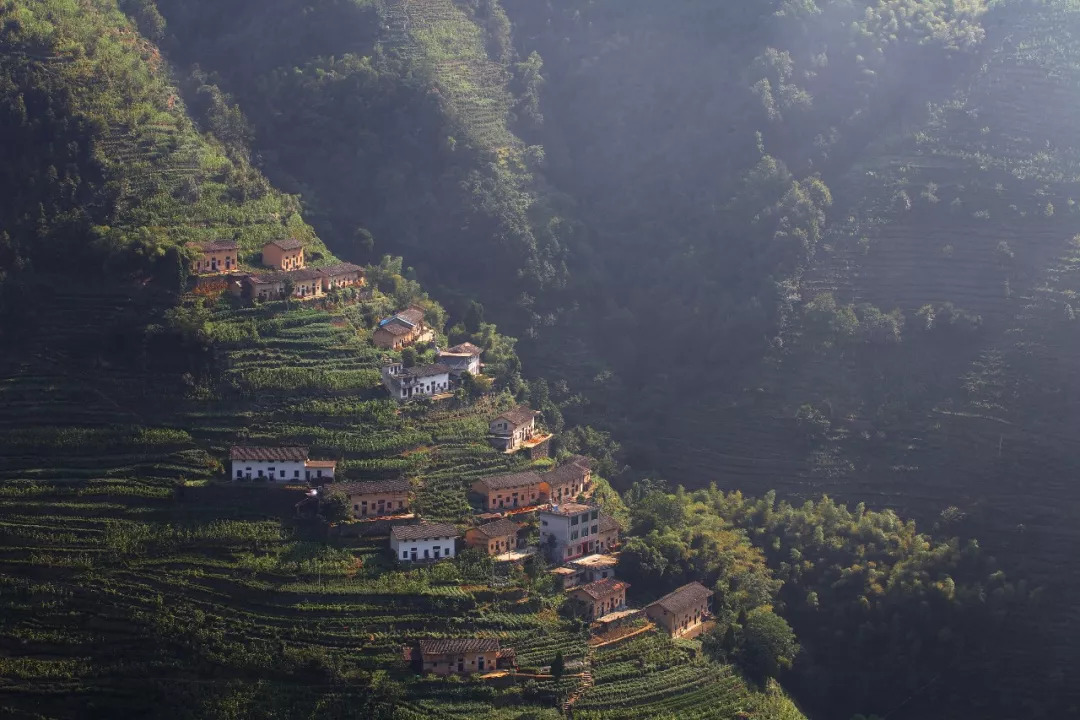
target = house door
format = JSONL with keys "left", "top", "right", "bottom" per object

{"left": 477, "top": 656, "right": 485, "bottom": 671}
{"left": 410, "top": 549, "right": 417, "bottom": 561}
{"left": 211, "top": 258, "right": 218, "bottom": 271}
{"left": 457, "top": 659, "right": 464, "bottom": 672}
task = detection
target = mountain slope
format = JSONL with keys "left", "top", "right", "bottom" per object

{"left": 0, "top": 2, "right": 808, "bottom": 718}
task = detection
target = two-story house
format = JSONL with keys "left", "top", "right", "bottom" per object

{"left": 538, "top": 503, "right": 602, "bottom": 562}
{"left": 262, "top": 238, "right": 305, "bottom": 270}
{"left": 326, "top": 479, "right": 410, "bottom": 518}
{"left": 470, "top": 471, "right": 548, "bottom": 511}
{"left": 318, "top": 262, "right": 365, "bottom": 291}
{"left": 437, "top": 342, "right": 483, "bottom": 376}
{"left": 645, "top": 581, "right": 714, "bottom": 638}
{"left": 229, "top": 446, "right": 336, "bottom": 483}
{"left": 190, "top": 239, "right": 238, "bottom": 274}
{"left": 373, "top": 307, "right": 431, "bottom": 350}
{"left": 464, "top": 518, "right": 521, "bottom": 556}
{"left": 381, "top": 363, "right": 451, "bottom": 402}
{"left": 488, "top": 407, "right": 540, "bottom": 452}
{"left": 390, "top": 522, "right": 459, "bottom": 562}
{"left": 568, "top": 578, "right": 630, "bottom": 622}
{"left": 541, "top": 456, "right": 593, "bottom": 503}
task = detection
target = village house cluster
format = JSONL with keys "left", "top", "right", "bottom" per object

{"left": 189, "top": 238, "right": 365, "bottom": 301}
{"left": 215, "top": 265, "right": 714, "bottom": 679}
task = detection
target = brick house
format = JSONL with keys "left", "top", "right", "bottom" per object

{"left": 318, "top": 262, "right": 365, "bottom": 291}
{"left": 262, "top": 238, "right": 305, "bottom": 270}
{"left": 464, "top": 518, "right": 521, "bottom": 556}
{"left": 415, "top": 638, "right": 504, "bottom": 675}
{"left": 373, "top": 307, "right": 431, "bottom": 350}
{"left": 326, "top": 479, "right": 410, "bottom": 518}
{"left": 190, "top": 239, "right": 238, "bottom": 274}
{"left": 471, "top": 471, "right": 548, "bottom": 511}
{"left": 645, "top": 582, "right": 714, "bottom": 638}
{"left": 242, "top": 269, "right": 324, "bottom": 301}
{"left": 568, "top": 578, "right": 630, "bottom": 621}
{"left": 541, "top": 456, "right": 593, "bottom": 503}
{"left": 595, "top": 515, "right": 621, "bottom": 552}
{"left": 488, "top": 407, "right": 540, "bottom": 452}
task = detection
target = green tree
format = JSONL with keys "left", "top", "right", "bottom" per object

{"left": 321, "top": 491, "right": 351, "bottom": 523}
{"left": 400, "top": 347, "right": 417, "bottom": 368}
{"left": 550, "top": 650, "right": 564, "bottom": 680}
{"left": 739, "top": 608, "right": 798, "bottom": 681}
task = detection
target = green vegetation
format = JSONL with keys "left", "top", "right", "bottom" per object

{"left": 4, "top": 0, "right": 1080, "bottom": 717}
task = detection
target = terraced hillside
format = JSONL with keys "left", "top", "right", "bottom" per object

{"left": 0, "top": 286, "right": 810, "bottom": 718}
{"left": 0, "top": 2, "right": 807, "bottom": 717}
{"left": 384, "top": 0, "right": 519, "bottom": 153}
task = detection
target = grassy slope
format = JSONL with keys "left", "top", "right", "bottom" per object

{"left": 0, "top": 2, "right": 804, "bottom": 718}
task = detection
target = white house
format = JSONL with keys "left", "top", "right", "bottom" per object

{"left": 538, "top": 502, "right": 602, "bottom": 562}
{"left": 391, "top": 522, "right": 460, "bottom": 562}
{"left": 437, "top": 342, "right": 483, "bottom": 376}
{"left": 230, "top": 446, "right": 336, "bottom": 483}
{"left": 489, "top": 406, "right": 540, "bottom": 452}
{"left": 382, "top": 362, "right": 451, "bottom": 402}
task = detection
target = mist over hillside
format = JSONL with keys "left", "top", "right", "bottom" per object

{"left": 2, "top": 0, "right": 1080, "bottom": 718}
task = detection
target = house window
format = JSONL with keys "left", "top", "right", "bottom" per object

{"left": 354, "top": 505, "right": 359, "bottom": 511}
{"left": 280, "top": 470, "right": 286, "bottom": 478}
{"left": 402, "top": 551, "right": 408, "bottom": 559}
{"left": 398, "top": 501, "right": 404, "bottom": 508}
{"left": 592, "top": 525, "right": 598, "bottom": 534}
{"left": 541, "top": 520, "right": 548, "bottom": 527}
{"left": 571, "top": 531, "right": 579, "bottom": 540}
{"left": 591, "top": 511, "right": 599, "bottom": 520}
{"left": 571, "top": 516, "right": 579, "bottom": 526}
{"left": 294, "top": 470, "right": 300, "bottom": 478}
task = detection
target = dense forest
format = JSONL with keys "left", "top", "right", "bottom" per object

{"left": 2, "top": 0, "right": 1080, "bottom": 717}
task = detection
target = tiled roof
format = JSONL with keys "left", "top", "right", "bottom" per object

{"left": 493, "top": 406, "right": 538, "bottom": 428}
{"left": 319, "top": 262, "right": 363, "bottom": 277}
{"left": 194, "top": 239, "right": 237, "bottom": 251}
{"left": 541, "top": 463, "right": 589, "bottom": 489}
{"left": 391, "top": 522, "right": 459, "bottom": 542}
{"left": 598, "top": 515, "right": 621, "bottom": 533}
{"left": 539, "top": 502, "right": 593, "bottom": 517}
{"left": 470, "top": 518, "right": 519, "bottom": 539}
{"left": 285, "top": 268, "right": 323, "bottom": 282}
{"left": 267, "top": 238, "right": 304, "bottom": 251}
{"left": 399, "top": 363, "right": 450, "bottom": 379}
{"left": 329, "top": 479, "right": 410, "bottom": 495}
{"left": 474, "top": 471, "right": 543, "bottom": 491}
{"left": 397, "top": 307, "right": 425, "bottom": 325}
{"left": 567, "top": 455, "right": 592, "bottom": 470}
{"left": 246, "top": 268, "right": 322, "bottom": 284}
{"left": 245, "top": 272, "right": 286, "bottom": 285}
{"left": 573, "top": 578, "right": 629, "bottom": 601}
{"left": 419, "top": 638, "right": 500, "bottom": 655}
{"left": 442, "top": 342, "right": 483, "bottom": 356}
{"left": 648, "top": 582, "right": 713, "bottom": 614}
{"left": 377, "top": 323, "right": 412, "bottom": 336}
{"left": 230, "top": 446, "right": 308, "bottom": 462}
